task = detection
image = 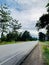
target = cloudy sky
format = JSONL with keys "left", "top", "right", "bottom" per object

{"left": 0, "top": 0, "right": 48, "bottom": 37}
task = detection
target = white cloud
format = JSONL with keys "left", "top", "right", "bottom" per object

{"left": 39, "top": 29, "right": 47, "bottom": 34}
{"left": 16, "top": 0, "right": 30, "bottom": 4}
{"left": 18, "top": 29, "right": 39, "bottom": 38}
{"left": 7, "top": 0, "right": 48, "bottom": 37}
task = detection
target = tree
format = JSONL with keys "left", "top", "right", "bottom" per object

{"left": 36, "top": 14, "right": 49, "bottom": 29}
{"left": 9, "top": 19, "right": 21, "bottom": 33}
{"left": 6, "top": 19, "right": 21, "bottom": 41}
{"left": 21, "top": 31, "right": 32, "bottom": 41}
{"left": 17, "top": 32, "right": 22, "bottom": 41}
{"left": 0, "top": 4, "right": 12, "bottom": 41}
{"left": 36, "top": 2, "right": 49, "bottom": 29}
{"left": 7, "top": 19, "right": 21, "bottom": 41}
{"left": 36, "top": 2, "right": 49, "bottom": 40}
{"left": 39, "top": 32, "right": 46, "bottom": 41}
{"left": 6, "top": 32, "right": 19, "bottom": 41}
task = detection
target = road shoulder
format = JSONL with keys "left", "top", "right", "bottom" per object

{"left": 20, "top": 43, "right": 43, "bottom": 65}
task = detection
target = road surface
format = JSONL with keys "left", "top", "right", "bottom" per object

{"left": 20, "top": 43, "right": 43, "bottom": 65}
{"left": 0, "top": 41, "right": 38, "bottom": 65}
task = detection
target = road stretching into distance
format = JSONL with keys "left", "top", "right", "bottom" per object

{"left": 0, "top": 41, "right": 38, "bottom": 65}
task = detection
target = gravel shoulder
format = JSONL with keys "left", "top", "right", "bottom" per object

{"left": 20, "top": 43, "right": 43, "bottom": 65}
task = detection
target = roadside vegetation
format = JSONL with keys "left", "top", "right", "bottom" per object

{"left": 0, "top": 4, "right": 37, "bottom": 45}
{"left": 43, "top": 45, "right": 49, "bottom": 65}
{"left": 40, "top": 41, "right": 49, "bottom": 65}
{"left": 36, "top": 1, "right": 49, "bottom": 65}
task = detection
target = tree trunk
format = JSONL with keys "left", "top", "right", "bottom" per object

{"left": 1, "top": 31, "right": 4, "bottom": 41}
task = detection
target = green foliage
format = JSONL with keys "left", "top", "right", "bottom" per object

{"left": 17, "top": 32, "right": 22, "bottom": 41}
{"left": 36, "top": 14, "right": 49, "bottom": 29}
{"left": 0, "top": 4, "right": 36, "bottom": 43}
{"left": 39, "top": 32, "right": 45, "bottom": 41}
{"left": 6, "top": 32, "right": 19, "bottom": 41}
{"left": 36, "top": 2, "right": 49, "bottom": 31}
{"left": 9, "top": 19, "right": 21, "bottom": 33}
{"left": 6, "top": 30, "right": 36, "bottom": 42}
{"left": 0, "top": 4, "right": 21, "bottom": 42}
{"left": 43, "top": 46, "right": 49, "bottom": 65}
{"left": 1, "top": 35, "right": 6, "bottom": 41}
{"left": 0, "top": 41, "right": 15, "bottom": 45}
{"left": 21, "top": 31, "right": 34, "bottom": 41}
{"left": 0, "top": 4, "right": 12, "bottom": 41}
{"left": 36, "top": 2, "right": 49, "bottom": 41}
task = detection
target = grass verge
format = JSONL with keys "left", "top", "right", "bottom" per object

{"left": 0, "top": 41, "right": 16, "bottom": 45}
{"left": 40, "top": 41, "right": 49, "bottom": 65}
{"left": 0, "top": 41, "right": 34, "bottom": 45}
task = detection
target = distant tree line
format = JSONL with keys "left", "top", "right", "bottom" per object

{"left": 0, "top": 30, "right": 37, "bottom": 42}
{"left": 0, "top": 4, "right": 37, "bottom": 42}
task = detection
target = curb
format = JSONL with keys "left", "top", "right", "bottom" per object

{"left": 16, "top": 43, "right": 38, "bottom": 65}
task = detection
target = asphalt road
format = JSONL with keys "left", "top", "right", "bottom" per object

{"left": 0, "top": 41, "right": 38, "bottom": 65}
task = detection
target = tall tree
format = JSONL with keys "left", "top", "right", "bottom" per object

{"left": 36, "top": 2, "right": 49, "bottom": 40}
{"left": 36, "top": 2, "right": 49, "bottom": 29}
{"left": 9, "top": 19, "right": 21, "bottom": 33}
{"left": 39, "top": 32, "right": 45, "bottom": 41}
{"left": 21, "top": 31, "right": 32, "bottom": 41}
{"left": 7, "top": 19, "right": 21, "bottom": 41}
{"left": 0, "top": 4, "right": 12, "bottom": 41}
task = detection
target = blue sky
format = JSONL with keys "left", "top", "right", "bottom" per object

{"left": 0, "top": 0, "right": 48, "bottom": 37}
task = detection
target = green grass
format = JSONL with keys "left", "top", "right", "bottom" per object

{"left": 0, "top": 41, "right": 16, "bottom": 45}
{"left": 41, "top": 41, "right": 49, "bottom": 65}
{"left": 42, "top": 41, "right": 49, "bottom": 45}
{"left": 0, "top": 41, "right": 23, "bottom": 45}
{"left": 0, "top": 40, "right": 34, "bottom": 45}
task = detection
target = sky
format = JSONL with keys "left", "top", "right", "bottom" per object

{"left": 0, "top": 0, "right": 48, "bottom": 38}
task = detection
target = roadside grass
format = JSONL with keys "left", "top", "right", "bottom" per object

{"left": 42, "top": 41, "right": 49, "bottom": 45}
{"left": 40, "top": 41, "right": 49, "bottom": 65}
{"left": 0, "top": 41, "right": 24, "bottom": 45}
{"left": 0, "top": 41, "right": 16, "bottom": 45}
{"left": 0, "top": 40, "right": 34, "bottom": 45}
